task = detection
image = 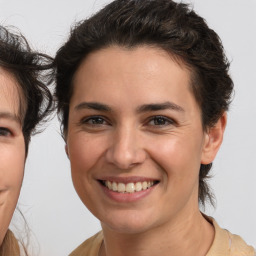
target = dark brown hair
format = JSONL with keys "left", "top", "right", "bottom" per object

{"left": 53, "top": 0, "right": 233, "bottom": 206}
{"left": 0, "top": 25, "right": 53, "bottom": 153}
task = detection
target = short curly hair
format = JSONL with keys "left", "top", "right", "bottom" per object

{"left": 53, "top": 0, "right": 233, "bottom": 206}
{"left": 0, "top": 26, "right": 53, "bottom": 153}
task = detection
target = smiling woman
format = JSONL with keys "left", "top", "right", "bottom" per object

{"left": 67, "top": 46, "right": 217, "bottom": 237}
{"left": 0, "top": 26, "right": 52, "bottom": 255}
{"left": 0, "top": 69, "right": 25, "bottom": 255}
{"left": 53, "top": 0, "right": 255, "bottom": 255}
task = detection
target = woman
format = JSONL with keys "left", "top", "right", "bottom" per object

{"left": 0, "top": 26, "right": 52, "bottom": 255}
{"left": 53, "top": 0, "right": 255, "bottom": 255}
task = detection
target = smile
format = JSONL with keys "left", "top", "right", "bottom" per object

{"left": 102, "top": 180, "right": 158, "bottom": 193}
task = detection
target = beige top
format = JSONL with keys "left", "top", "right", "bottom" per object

{"left": 70, "top": 219, "right": 255, "bottom": 256}
{"left": 0, "top": 229, "right": 20, "bottom": 256}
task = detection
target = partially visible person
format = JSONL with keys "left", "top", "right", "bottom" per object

{"left": 0, "top": 25, "right": 52, "bottom": 255}
{"left": 53, "top": 0, "right": 255, "bottom": 255}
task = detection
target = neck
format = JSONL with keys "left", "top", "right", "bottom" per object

{"left": 100, "top": 210, "right": 214, "bottom": 256}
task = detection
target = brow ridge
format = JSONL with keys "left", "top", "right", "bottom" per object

{"left": 75, "top": 102, "right": 111, "bottom": 112}
{"left": 136, "top": 101, "right": 184, "bottom": 113}
{"left": 74, "top": 101, "right": 184, "bottom": 114}
{"left": 0, "top": 111, "right": 20, "bottom": 123}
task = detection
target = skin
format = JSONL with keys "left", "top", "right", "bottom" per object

{"left": 0, "top": 68, "right": 25, "bottom": 245}
{"left": 66, "top": 46, "right": 226, "bottom": 256}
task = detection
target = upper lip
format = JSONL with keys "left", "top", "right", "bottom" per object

{"left": 97, "top": 176, "right": 159, "bottom": 184}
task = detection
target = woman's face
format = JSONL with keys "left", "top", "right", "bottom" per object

{"left": 66, "top": 46, "right": 222, "bottom": 234}
{"left": 0, "top": 68, "right": 25, "bottom": 244}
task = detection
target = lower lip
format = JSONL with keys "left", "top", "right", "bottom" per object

{"left": 100, "top": 183, "right": 157, "bottom": 203}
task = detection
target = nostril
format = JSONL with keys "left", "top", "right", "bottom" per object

{"left": 105, "top": 150, "right": 141, "bottom": 170}
{"left": 105, "top": 143, "right": 147, "bottom": 170}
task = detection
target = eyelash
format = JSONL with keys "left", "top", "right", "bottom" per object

{"left": 80, "top": 115, "right": 175, "bottom": 128}
{"left": 146, "top": 115, "right": 175, "bottom": 127}
{"left": 80, "top": 116, "right": 109, "bottom": 126}
{"left": 0, "top": 127, "right": 12, "bottom": 137}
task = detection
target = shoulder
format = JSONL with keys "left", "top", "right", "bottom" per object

{"left": 206, "top": 217, "right": 255, "bottom": 256}
{"left": 227, "top": 231, "right": 255, "bottom": 256}
{"left": 69, "top": 231, "right": 103, "bottom": 256}
{"left": 0, "top": 229, "right": 20, "bottom": 256}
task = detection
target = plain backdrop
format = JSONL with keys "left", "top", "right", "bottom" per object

{"left": 0, "top": 0, "right": 255, "bottom": 255}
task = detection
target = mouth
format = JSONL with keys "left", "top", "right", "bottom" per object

{"left": 100, "top": 180, "right": 159, "bottom": 193}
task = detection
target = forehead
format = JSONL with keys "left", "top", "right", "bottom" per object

{"left": 76, "top": 45, "right": 189, "bottom": 76}
{"left": 72, "top": 46, "right": 194, "bottom": 107}
{"left": 0, "top": 68, "right": 20, "bottom": 117}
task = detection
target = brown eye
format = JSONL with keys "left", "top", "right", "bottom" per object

{"left": 153, "top": 117, "right": 167, "bottom": 125}
{"left": 148, "top": 116, "right": 174, "bottom": 126}
{"left": 88, "top": 117, "right": 104, "bottom": 124}
{"left": 81, "top": 116, "right": 109, "bottom": 126}
{"left": 0, "top": 127, "right": 12, "bottom": 136}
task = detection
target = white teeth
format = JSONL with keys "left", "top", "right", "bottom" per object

{"left": 135, "top": 182, "right": 142, "bottom": 192}
{"left": 142, "top": 181, "right": 148, "bottom": 190}
{"left": 126, "top": 183, "right": 135, "bottom": 193}
{"left": 117, "top": 183, "right": 126, "bottom": 193}
{"left": 112, "top": 182, "right": 117, "bottom": 192}
{"left": 104, "top": 180, "right": 156, "bottom": 193}
{"left": 106, "top": 181, "right": 112, "bottom": 189}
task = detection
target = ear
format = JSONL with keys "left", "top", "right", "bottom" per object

{"left": 201, "top": 112, "right": 227, "bottom": 164}
{"left": 65, "top": 144, "right": 69, "bottom": 159}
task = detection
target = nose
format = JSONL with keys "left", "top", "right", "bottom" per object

{"left": 105, "top": 126, "right": 146, "bottom": 169}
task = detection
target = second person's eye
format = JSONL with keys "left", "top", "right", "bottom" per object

{"left": 0, "top": 127, "right": 12, "bottom": 137}
{"left": 148, "top": 116, "right": 174, "bottom": 126}
{"left": 81, "top": 116, "right": 109, "bottom": 126}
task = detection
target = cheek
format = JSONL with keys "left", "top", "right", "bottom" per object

{"left": 146, "top": 134, "right": 203, "bottom": 181}
{"left": 67, "top": 134, "right": 105, "bottom": 182}
{"left": 0, "top": 141, "right": 25, "bottom": 244}
{"left": 67, "top": 134, "right": 108, "bottom": 211}
{"left": 0, "top": 144, "right": 25, "bottom": 189}
{"left": 147, "top": 136, "right": 203, "bottom": 212}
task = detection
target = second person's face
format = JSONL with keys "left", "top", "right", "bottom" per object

{"left": 66, "top": 46, "right": 213, "bottom": 234}
{"left": 0, "top": 68, "right": 25, "bottom": 244}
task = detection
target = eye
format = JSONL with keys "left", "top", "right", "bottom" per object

{"left": 81, "top": 116, "right": 109, "bottom": 126}
{"left": 147, "top": 116, "right": 175, "bottom": 126}
{"left": 0, "top": 127, "right": 12, "bottom": 137}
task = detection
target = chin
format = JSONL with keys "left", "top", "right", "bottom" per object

{"left": 104, "top": 222, "right": 151, "bottom": 235}
{"left": 100, "top": 210, "right": 157, "bottom": 235}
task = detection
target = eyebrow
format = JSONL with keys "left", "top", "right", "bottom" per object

{"left": 74, "top": 101, "right": 184, "bottom": 114}
{"left": 0, "top": 112, "right": 20, "bottom": 123}
{"left": 75, "top": 102, "right": 111, "bottom": 112}
{"left": 136, "top": 101, "right": 184, "bottom": 113}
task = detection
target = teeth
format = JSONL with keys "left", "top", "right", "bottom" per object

{"left": 142, "top": 181, "right": 148, "bottom": 190}
{"left": 117, "top": 183, "right": 126, "bottom": 193}
{"left": 106, "top": 181, "right": 111, "bottom": 189}
{"left": 135, "top": 182, "right": 142, "bottom": 192}
{"left": 126, "top": 183, "right": 135, "bottom": 193}
{"left": 112, "top": 182, "right": 117, "bottom": 192}
{"left": 104, "top": 180, "right": 156, "bottom": 193}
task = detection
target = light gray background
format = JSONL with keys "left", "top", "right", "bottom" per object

{"left": 0, "top": 0, "right": 255, "bottom": 255}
